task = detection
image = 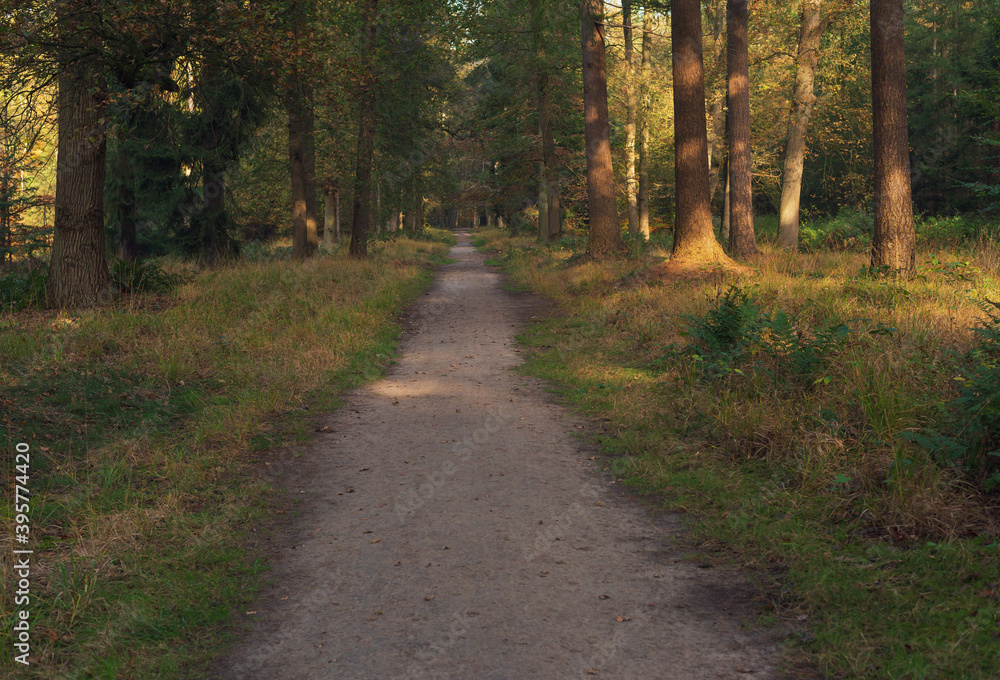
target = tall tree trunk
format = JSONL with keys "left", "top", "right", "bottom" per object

{"left": 196, "top": 59, "right": 234, "bottom": 262}
{"left": 705, "top": 2, "right": 727, "bottom": 206}
{"left": 624, "top": 0, "right": 639, "bottom": 236}
{"left": 323, "top": 183, "right": 336, "bottom": 250}
{"left": 638, "top": 6, "right": 652, "bottom": 240}
{"left": 778, "top": 0, "right": 825, "bottom": 249}
{"left": 532, "top": 0, "right": 561, "bottom": 242}
{"left": 47, "top": 65, "right": 109, "bottom": 308}
{"left": 349, "top": 0, "right": 378, "bottom": 259}
{"left": 581, "top": 0, "right": 621, "bottom": 256}
{"left": 722, "top": 156, "right": 732, "bottom": 242}
{"left": 289, "top": 86, "right": 318, "bottom": 259}
{"left": 727, "top": 0, "right": 757, "bottom": 257}
{"left": 116, "top": 143, "right": 138, "bottom": 263}
{"left": 870, "top": 0, "right": 915, "bottom": 273}
{"left": 670, "top": 0, "right": 731, "bottom": 264}
{"left": 707, "top": 99, "right": 726, "bottom": 201}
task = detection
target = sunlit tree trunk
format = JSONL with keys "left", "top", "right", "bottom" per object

{"left": 778, "top": 0, "right": 826, "bottom": 250}
{"left": 870, "top": 0, "right": 915, "bottom": 273}
{"left": 349, "top": 0, "right": 378, "bottom": 258}
{"left": 637, "top": 6, "right": 652, "bottom": 240}
{"left": 581, "top": 0, "right": 621, "bottom": 255}
{"left": 670, "top": 0, "right": 731, "bottom": 264}
{"left": 727, "top": 0, "right": 757, "bottom": 257}
{"left": 47, "top": 64, "right": 109, "bottom": 308}
{"left": 624, "top": 0, "right": 639, "bottom": 236}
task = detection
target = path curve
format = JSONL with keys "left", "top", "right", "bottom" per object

{"left": 216, "top": 232, "right": 784, "bottom": 679}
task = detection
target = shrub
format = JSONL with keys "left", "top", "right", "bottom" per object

{"left": 0, "top": 265, "right": 47, "bottom": 312}
{"left": 682, "top": 285, "right": 849, "bottom": 387}
{"left": 911, "top": 299, "right": 1000, "bottom": 490}
{"left": 109, "top": 258, "right": 183, "bottom": 294}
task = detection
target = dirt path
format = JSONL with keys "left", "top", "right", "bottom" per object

{"left": 216, "top": 232, "right": 785, "bottom": 679}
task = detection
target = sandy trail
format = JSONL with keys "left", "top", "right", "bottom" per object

{"left": 216, "top": 232, "right": 784, "bottom": 679}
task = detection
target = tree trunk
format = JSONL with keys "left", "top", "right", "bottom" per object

{"left": 349, "top": 0, "right": 378, "bottom": 259}
{"left": 532, "top": 0, "right": 561, "bottom": 242}
{"left": 323, "top": 183, "right": 335, "bottom": 250}
{"left": 47, "top": 66, "right": 109, "bottom": 308}
{"left": 638, "top": 6, "right": 652, "bottom": 240}
{"left": 727, "top": 0, "right": 757, "bottom": 257}
{"left": 116, "top": 143, "right": 138, "bottom": 263}
{"left": 870, "top": 0, "right": 915, "bottom": 273}
{"left": 581, "top": 0, "right": 621, "bottom": 256}
{"left": 707, "top": 99, "right": 726, "bottom": 201}
{"left": 196, "top": 59, "right": 233, "bottom": 262}
{"left": 670, "top": 0, "right": 731, "bottom": 264}
{"left": 778, "top": 0, "right": 824, "bottom": 249}
{"left": 289, "top": 85, "right": 318, "bottom": 259}
{"left": 624, "top": 0, "right": 639, "bottom": 236}
{"left": 722, "top": 157, "right": 732, "bottom": 242}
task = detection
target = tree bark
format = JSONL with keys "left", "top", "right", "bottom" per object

{"left": 532, "top": 0, "right": 561, "bottom": 242}
{"left": 778, "top": 0, "right": 825, "bottom": 249}
{"left": 707, "top": 98, "right": 726, "bottom": 202}
{"left": 670, "top": 0, "right": 731, "bottom": 264}
{"left": 870, "top": 0, "right": 915, "bottom": 273}
{"left": 624, "top": 0, "right": 639, "bottom": 236}
{"left": 727, "top": 0, "right": 757, "bottom": 257}
{"left": 323, "top": 183, "right": 336, "bottom": 250}
{"left": 288, "top": 91, "right": 318, "bottom": 259}
{"left": 637, "top": 6, "right": 652, "bottom": 240}
{"left": 349, "top": 0, "right": 378, "bottom": 259}
{"left": 581, "top": 0, "right": 621, "bottom": 256}
{"left": 196, "top": 59, "right": 234, "bottom": 262}
{"left": 47, "top": 65, "right": 109, "bottom": 308}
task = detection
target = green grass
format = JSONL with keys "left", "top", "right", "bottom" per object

{"left": 475, "top": 226, "right": 1000, "bottom": 680}
{"left": 0, "top": 231, "right": 453, "bottom": 678}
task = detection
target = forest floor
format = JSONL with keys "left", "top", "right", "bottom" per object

{"left": 214, "top": 232, "right": 790, "bottom": 679}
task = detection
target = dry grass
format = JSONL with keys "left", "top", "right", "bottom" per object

{"left": 0, "top": 234, "right": 451, "bottom": 677}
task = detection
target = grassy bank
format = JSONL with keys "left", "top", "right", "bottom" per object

{"left": 0, "top": 232, "right": 452, "bottom": 678}
{"left": 476, "top": 226, "right": 1000, "bottom": 679}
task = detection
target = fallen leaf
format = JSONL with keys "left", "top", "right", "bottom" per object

{"left": 425, "top": 595, "right": 435, "bottom": 601}
{"left": 370, "top": 538, "right": 381, "bottom": 544}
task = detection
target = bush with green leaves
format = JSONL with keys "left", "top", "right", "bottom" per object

{"left": 910, "top": 299, "right": 1000, "bottom": 490}
{"left": 109, "top": 258, "right": 183, "bottom": 294}
{"left": 0, "top": 265, "right": 47, "bottom": 312}
{"left": 681, "top": 285, "right": 849, "bottom": 388}
{"left": 799, "top": 207, "right": 874, "bottom": 253}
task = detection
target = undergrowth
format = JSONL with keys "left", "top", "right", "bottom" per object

{"left": 0, "top": 233, "right": 452, "bottom": 678}
{"left": 474, "top": 226, "right": 1000, "bottom": 680}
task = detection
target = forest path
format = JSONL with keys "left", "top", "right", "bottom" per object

{"left": 215, "top": 232, "right": 785, "bottom": 680}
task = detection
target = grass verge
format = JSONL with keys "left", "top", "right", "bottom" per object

{"left": 475, "top": 226, "right": 1000, "bottom": 679}
{"left": 0, "top": 231, "right": 453, "bottom": 678}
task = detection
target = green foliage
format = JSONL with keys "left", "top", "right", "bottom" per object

{"left": 911, "top": 300, "right": 1000, "bottom": 490}
{"left": 682, "top": 285, "right": 849, "bottom": 387}
{"left": 0, "top": 265, "right": 47, "bottom": 312}
{"left": 109, "top": 258, "right": 184, "bottom": 294}
{"left": 799, "top": 207, "right": 873, "bottom": 253}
